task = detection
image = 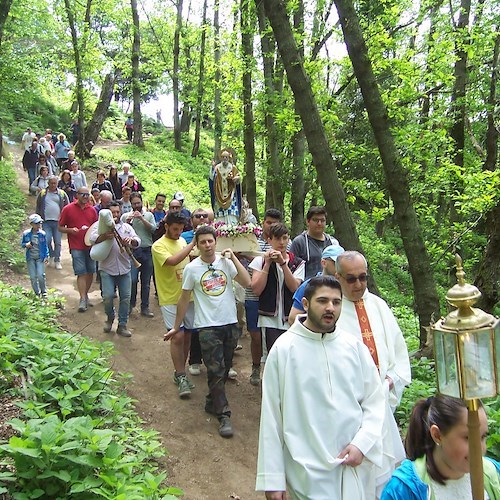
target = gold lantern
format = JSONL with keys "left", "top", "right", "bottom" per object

{"left": 431, "top": 255, "right": 499, "bottom": 500}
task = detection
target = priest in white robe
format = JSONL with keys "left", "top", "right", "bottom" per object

{"left": 256, "top": 276, "right": 385, "bottom": 500}
{"left": 335, "top": 251, "right": 412, "bottom": 496}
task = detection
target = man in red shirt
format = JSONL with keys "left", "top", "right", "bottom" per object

{"left": 58, "top": 186, "right": 98, "bottom": 312}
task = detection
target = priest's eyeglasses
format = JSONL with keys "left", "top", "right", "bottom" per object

{"left": 341, "top": 273, "right": 369, "bottom": 284}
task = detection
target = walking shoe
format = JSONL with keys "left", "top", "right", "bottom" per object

{"left": 55, "top": 261, "right": 62, "bottom": 270}
{"left": 141, "top": 308, "right": 154, "bottom": 318}
{"left": 78, "top": 299, "right": 87, "bottom": 312}
{"left": 218, "top": 416, "right": 233, "bottom": 438}
{"left": 188, "top": 363, "right": 201, "bottom": 376}
{"left": 103, "top": 319, "right": 113, "bottom": 333}
{"left": 235, "top": 344, "right": 243, "bottom": 351}
{"left": 228, "top": 368, "right": 238, "bottom": 380}
{"left": 176, "top": 375, "right": 191, "bottom": 399}
{"left": 116, "top": 325, "right": 132, "bottom": 337}
{"left": 48, "top": 257, "right": 55, "bottom": 268}
{"left": 173, "top": 371, "right": 195, "bottom": 390}
{"left": 250, "top": 365, "right": 261, "bottom": 386}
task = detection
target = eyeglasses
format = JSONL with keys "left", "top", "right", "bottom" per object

{"left": 310, "top": 218, "right": 326, "bottom": 223}
{"left": 78, "top": 193, "right": 90, "bottom": 197}
{"left": 340, "top": 274, "right": 369, "bottom": 284}
{"left": 194, "top": 214, "right": 208, "bottom": 219}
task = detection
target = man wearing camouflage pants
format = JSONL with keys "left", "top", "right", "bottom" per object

{"left": 166, "top": 225, "right": 250, "bottom": 438}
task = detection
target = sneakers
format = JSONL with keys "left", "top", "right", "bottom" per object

{"left": 103, "top": 319, "right": 113, "bottom": 333}
{"left": 188, "top": 363, "right": 201, "bottom": 376}
{"left": 175, "top": 374, "right": 192, "bottom": 399}
{"left": 250, "top": 365, "right": 261, "bottom": 386}
{"left": 78, "top": 299, "right": 87, "bottom": 312}
{"left": 141, "top": 308, "right": 154, "bottom": 318}
{"left": 228, "top": 368, "right": 238, "bottom": 380}
{"left": 116, "top": 325, "right": 132, "bottom": 337}
{"left": 173, "top": 372, "right": 195, "bottom": 390}
{"left": 55, "top": 261, "right": 62, "bottom": 270}
{"left": 235, "top": 344, "right": 243, "bottom": 351}
{"left": 218, "top": 416, "right": 233, "bottom": 438}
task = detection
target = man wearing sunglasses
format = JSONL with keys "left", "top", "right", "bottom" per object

{"left": 335, "top": 251, "right": 411, "bottom": 496}
{"left": 58, "top": 187, "right": 98, "bottom": 312}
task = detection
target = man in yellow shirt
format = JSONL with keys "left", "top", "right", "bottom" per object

{"left": 152, "top": 211, "right": 196, "bottom": 398}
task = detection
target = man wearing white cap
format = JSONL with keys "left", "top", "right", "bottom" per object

{"left": 288, "top": 244, "right": 345, "bottom": 324}
{"left": 173, "top": 191, "right": 192, "bottom": 230}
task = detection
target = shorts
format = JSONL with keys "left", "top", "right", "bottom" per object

{"left": 71, "top": 249, "right": 96, "bottom": 276}
{"left": 245, "top": 299, "right": 259, "bottom": 333}
{"left": 161, "top": 302, "right": 195, "bottom": 330}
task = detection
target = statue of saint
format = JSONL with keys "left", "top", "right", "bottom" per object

{"left": 209, "top": 149, "right": 242, "bottom": 224}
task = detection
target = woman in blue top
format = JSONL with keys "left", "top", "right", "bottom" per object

{"left": 382, "top": 395, "right": 500, "bottom": 500}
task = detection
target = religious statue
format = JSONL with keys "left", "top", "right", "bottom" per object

{"left": 209, "top": 149, "right": 242, "bottom": 225}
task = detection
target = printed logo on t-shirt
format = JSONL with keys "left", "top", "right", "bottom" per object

{"left": 200, "top": 268, "right": 227, "bottom": 296}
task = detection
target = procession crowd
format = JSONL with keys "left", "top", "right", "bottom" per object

{"left": 18, "top": 132, "right": 499, "bottom": 499}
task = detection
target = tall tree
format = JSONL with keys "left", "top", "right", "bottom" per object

{"left": 213, "top": 0, "right": 222, "bottom": 157}
{"left": 173, "top": 0, "right": 183, "bottom": 151}
{"left": 332, "top": 0, "right": 441, "bottom": 345}
{"left": 191, "top": 0, "right": 208, "bottom": 157}
{"left": 0, "top": 0, "right": 13, "bottom": 47}
{"left": 241, "top": 0, "right": 258, "bottom": 218}
{"left": 63, "top": 0, "right": 93, "bottom": 157}
{"left": 130, "top": 0, "right": 144, "bottom": 147}
{"left": 260, "top": 0, "right": 372, "bottom": 287}
{"left": 256, "top": 0, "right": 284, "bottom": 213}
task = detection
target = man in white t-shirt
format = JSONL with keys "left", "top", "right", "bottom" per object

{"left": 166, "top": 225, "right": 251, "bottom": 438}
{"left": 250, "top": 222, "right": 305, "bottom": 353}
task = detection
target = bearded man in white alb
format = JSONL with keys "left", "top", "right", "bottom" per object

{"left": 256, "top": 276, "right": 385, "bottom": 500}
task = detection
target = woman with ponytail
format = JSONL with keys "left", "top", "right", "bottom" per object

{"left": 381, "top": 395, "right": 500, "bottom": 499}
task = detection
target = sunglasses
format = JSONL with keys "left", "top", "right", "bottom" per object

{"left": 78, "top": 193, "right": 90, "bottom": 197}
{"left": 194, "top": 214, "right": 208, "bottom": 219}
{"left": 341, "top": 274, "right": 369, "bottom": 284}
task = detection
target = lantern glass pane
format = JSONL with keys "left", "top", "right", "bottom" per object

{"left": 434, "top": 329, "right": 460, "bottom": 397}
{"left": 461, "top": 329, "right": 496, "bottom": 399}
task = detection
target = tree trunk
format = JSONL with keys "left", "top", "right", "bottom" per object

{"left": 213, "top": 0, "right": 222, "bottom": 158}
{"left": 483, "top": 31, "right": 499, "bottom": 173}
{"left": 64, "top": 0, "right": 92, "bottom": 158}
{"left": 256, "top": 1, "right": 283, "bottom": 213}
{"left": 290, "top": 0, "right": 305, "bottom": 237}
{"left": 0, "top": 0, "right": 13, "bottom": 47}
{"left": 84, "top": 72, "right": 116, "bottom": 152}
{"left": 332, "top": 0, "right": 441, "bottom": 346}
{"left": 192, "top": 0, "right": 208, "bottom": 158}
{"left": 130, "top": 0, "right": 144, "bottom": 147}
{"left": 241, "top": 0, "right": 258, "bottom": 219}
{"left": 173, "top": 0, "right": 183, "bottom": 151}
{"left": 449, "top": 0, "right": 471, "bottom": 223}
{"left": 261, "top": 0, "right": 370, "bottom": 276}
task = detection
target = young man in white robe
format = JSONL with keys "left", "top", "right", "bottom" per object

{"left": 335, "top": 251, "right": 412, "bottom": 496}
{"left": 256, "top": 275, "right": 385, "bottom": 500}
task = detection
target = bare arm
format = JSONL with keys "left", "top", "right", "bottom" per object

{"left": 223, "top": 249, "right": 251, "bottom": 288}
{"left": 165, "top": 239, "right": 196, "bottom": 266}
{"left": 288, "top": 306, "right": 304, "bottom": 325}
{"left": 251, "top": 253, "right": 272, "bottom": 296}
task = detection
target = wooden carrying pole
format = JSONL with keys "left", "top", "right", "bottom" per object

{"left": 467, "top": 400, "right": 484, "bottom": 500}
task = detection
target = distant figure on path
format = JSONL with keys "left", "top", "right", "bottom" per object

{"left": 22, "top": 128, "right": 36, "bottom": 151}
{"left": 124, "top": 116, "right": 134, "bottom": 142}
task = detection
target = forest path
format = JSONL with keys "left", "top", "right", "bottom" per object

{"left": 9, "top": 142, "right": 262, "bottom": 500}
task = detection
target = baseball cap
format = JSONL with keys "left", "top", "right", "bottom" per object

{"left": 173, "top": 191, "right": 184, "bottom": 201}
{"left": 29, "top": 214, "right": 43, "bottom": 224}
{"left": 322, "top": 245, "right": 345, "bottom": 262}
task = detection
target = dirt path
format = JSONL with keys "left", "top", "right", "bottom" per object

{"left": 10, "top": 145, "right": 262, "bottom": 500}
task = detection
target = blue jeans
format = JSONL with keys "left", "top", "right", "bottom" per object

{"left": 27, "top": 258, "right": 46, "bottom": 296}
{"left": 130, "top": 246, "right": 153, "bottom": 311}
{"left": 27, "top": 166, "right": 36, "bottom": 187}
{"left": 100, "top": 271, "right": 131, "bottom": 325}
{"left": 43, "top": 220, "right": 62, "bottom": 262}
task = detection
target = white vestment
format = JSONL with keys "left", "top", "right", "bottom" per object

{"left": 256, "top": 319, "right": 385, "bottom": 500}
{"left": 336, "top": 290, "right": 412, "bottom": 493}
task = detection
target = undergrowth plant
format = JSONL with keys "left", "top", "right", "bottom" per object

{"left": 0, "top": 284, "right": 181, "bottom": 499}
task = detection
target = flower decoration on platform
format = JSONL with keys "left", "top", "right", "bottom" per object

{"left": 214, "top": 221, "right": 263, "bottom": 238}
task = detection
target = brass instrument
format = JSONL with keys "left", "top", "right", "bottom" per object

{"left": 112, "top": 226, "right": 141, "bottom": 269}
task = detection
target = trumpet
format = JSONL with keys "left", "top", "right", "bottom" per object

{"left": 112, "top": 227, "right": 141, "bottom": 269}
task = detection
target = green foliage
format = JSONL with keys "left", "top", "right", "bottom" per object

{"left": 0, "top": 159, "right": 26, "bottom": 271}
{"left": 0, "top": 284, "right": 181, "bottom": 498}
